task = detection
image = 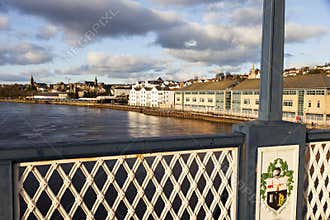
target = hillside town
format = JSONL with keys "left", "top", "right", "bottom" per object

{"left": 1, "top": 63, "right": 330, "bottom": 126}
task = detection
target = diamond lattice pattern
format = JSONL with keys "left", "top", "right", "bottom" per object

{"left": 16, "top": 147, "right": 238, "bottom": 220}
{"left": 304, "top": 142, "right": 330, "bottom": 220}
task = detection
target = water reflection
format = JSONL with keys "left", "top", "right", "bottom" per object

{"left": 0, "top": 103, "right": 232, "bottom": 148}
{"left": 127, "top": 111, "right": 232, "bottom": 138}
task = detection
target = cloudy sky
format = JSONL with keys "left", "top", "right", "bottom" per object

{"left": 0, "top": 0, "right": 329, "bottom": 84}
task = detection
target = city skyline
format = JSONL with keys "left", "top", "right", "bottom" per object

{"left": 0, "top": 0, "right": 330, "bottom": 84}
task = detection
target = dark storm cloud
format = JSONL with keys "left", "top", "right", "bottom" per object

{"left": 155, "top": 24, "right": 235, "bottom": 51}
{"left": 8, "top": 0, "right": 182, "bottom": 39}
{"left": 0, "top": 43, "right": 53, "bottom": 65}
{"left": 6, "top": 0, "right": 329, "bottom": 69}
{"left": 151, "top": 0, "right": 246, "bottom": 6}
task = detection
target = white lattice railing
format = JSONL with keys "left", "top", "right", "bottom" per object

{"left": 304, "top": 141, "right": 330, "bottom": 220}
{"left": 15, "top": 147, "right": 238, "bottom": 220}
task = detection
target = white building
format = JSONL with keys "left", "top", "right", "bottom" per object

{"left": 129, "top": 85, "right": 175, "bottom": 108}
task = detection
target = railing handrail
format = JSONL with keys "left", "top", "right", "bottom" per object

{"left": 307, "top": 129, "right": 330, "bottom": 142}
{"left": 0, "top": 134, "right": 244, "bottom": 162}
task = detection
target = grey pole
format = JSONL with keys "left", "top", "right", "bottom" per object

{"left": 259, "top": 0, "right": 285, "bottom": 121}
{"left": 234, "top": 0, "right": 306, "bottom": 219}
{"left": 0, "top": 161, "right": 14, "bottom": 220}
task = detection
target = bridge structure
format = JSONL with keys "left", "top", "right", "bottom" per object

{"left": 1, "top": 0, "right": 329, "bottom": 219}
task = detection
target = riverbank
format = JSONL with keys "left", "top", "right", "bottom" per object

{"left": 0, "top": 99, "right": 248, "bottom": 124}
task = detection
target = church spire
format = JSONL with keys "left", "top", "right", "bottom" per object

{"left": 30, "top": 75, "right": 35, "bottom": 86}
{"left": 94, "top": 76, "right": 98, "bottom": 86}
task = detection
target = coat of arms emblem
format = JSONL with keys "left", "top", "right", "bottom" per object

{"left": 260, "top": 158, "right": 294, "bottom": 213}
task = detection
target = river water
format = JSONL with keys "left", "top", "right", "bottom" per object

{"left": 0, "top": 102, "right": 232, "bottom": 148}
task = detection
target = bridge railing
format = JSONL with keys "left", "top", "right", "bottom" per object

{"left": 1, "top": 130, "right": 330, "bottom": 219}
{"left": 0, "top": 134, "right": 244, "bottom": 220}
{"left": 304, "top": 130, "right": 330, "bottom": 219}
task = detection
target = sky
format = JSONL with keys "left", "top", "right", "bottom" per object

{"left": 0, "top": 0, "right": 329, "bottom": 84}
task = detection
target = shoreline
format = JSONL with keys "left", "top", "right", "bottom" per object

{"left": 1, "top": 99, "right": 327, "bottom": 129}
{"left": 0, "top": 99, "right": 247, "bottom": 124}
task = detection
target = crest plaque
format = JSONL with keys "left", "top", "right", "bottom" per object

{"left": 256, "top": 145, "right": 299, "bottom": 220}
{"left": 260, "top": 158, "right": 294, "bottom": 213}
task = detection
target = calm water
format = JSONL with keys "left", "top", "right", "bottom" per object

{"left": 0, "top": 102, "right": 232, "bottom": 148}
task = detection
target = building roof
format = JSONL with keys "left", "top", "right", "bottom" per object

{"left": 155, "top": 86, "right": 172, "bottom": 91}
{"left": 232, "top": 74, "right": 330, "bottom": 90}
{"left": 180, "top": 80, "right": 238, "bottom": 91}
{"left": 231, "top": 79, "right": 260, "bottom": 90}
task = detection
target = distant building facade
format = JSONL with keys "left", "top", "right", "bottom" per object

{"left": 175, "top": 80, "right": 238, "bottom": 112}
{"left": 129, "top": 81, "right": 175, "bottom": 108}
{"left": 175, "top": 74, "right": 330, "bottom": 126}
{"left": 111, "top": 85, "right": 132, "bottom": 97}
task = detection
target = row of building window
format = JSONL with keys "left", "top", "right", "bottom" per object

{"left": 239, "top": 99, "right": 258, "bottom": 105}
{"left": 306, "top": 90, "right": 325, "bottom": 95}
{"left": 308, "top": 100, "right": 321, "bottom": 108}
{"left": 185, "top": 98, "right": 214, "bottom": 103}
{"left": 181, "top": 91, "right": 225, "bottom": 95}
{"left": 179, "top": 97, "right": 323, "bottom": 108}
{"left": 178, "top": 89, "right": 330, "bottom": 96}
{"left": 283, "top": 100, "right": 293, "bottom": 107}
{"left": 283, "top": 90, "right": 297, "bottom": 95}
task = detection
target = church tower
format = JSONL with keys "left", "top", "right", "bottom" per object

{"left": 30, "top": 75, "right": 35, "bottom": 87}
{"left": 248, "top": 64, "right": 257, "bottom": 79}
{"left": 94, "top": 76, "right": 98, "bottom": 87}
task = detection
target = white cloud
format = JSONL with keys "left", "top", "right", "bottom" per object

{"left": 0, "top": 43, "right": 53, "bottom": 65}
{"left": 0, "top": 15, "right": 9, "bottom": 29}
{"left": 56, "top": 52, "right": 167, "bottom": 80}
{"left": 286, "top": 23, "right": 328, "bottom": 43}
{"left": 37, "top": 24, "right": 59, "bottom": 40}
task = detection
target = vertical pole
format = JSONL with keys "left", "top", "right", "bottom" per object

{"left": 0, "top": 161, "right": 14, "bottom": 220}
{"left": 259, "top": 0, "right": 285, "bottom": 121}
{"left": 234, "top": 0, "right": 306, "bottom": 219}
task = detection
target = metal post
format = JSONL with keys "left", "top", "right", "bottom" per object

{"left": 233, "top": 0, "right": 306, "bottom": 219}
{"left": 259, "top": 0, "right": 285, "bottom": 121}
{"left": 0, "top": 161, "right": 14, "bottom": 220}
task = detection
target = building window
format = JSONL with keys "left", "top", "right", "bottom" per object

{"left": 243, "top": 91, "right": 253, "bottom": 95}
{"left": 306, "top": 113, "right": 324, "bottom": 121}
{"left": 317, "top": 100, "right": 321, "bottom": 108}
{"left": 242, "top": 108, "right": 253, "bottom": 114}
{"left": 283, "top": 100, "right": 293, "bottom": 107}
{"left": 186, "top": 98, "right": 190, "bottom": 102}
{"left": 255, "top": 99, "right": 260, "bottom": 105}
{"left": 176, "top": 98, "right": 180, "bottom": 101}
{"left": 306, "top": 90, "right": 325, "bottom": 95}
{"left": 283, "top": 111, "right": 295, "bottom": 119}
{"left": 244, "top": 99, "right": 250, "bottom": 105}
{"left": 208, "top": 98, "right": 213, "bottom": 103}
{"left": 283, "top": 90, "right": 296, "bottom": 95}
{"left": 200, "top": 98, "right": 205, "bottom": 102}
{"left": 193, "top": 98, "right": 197, "bottom": 102}
{"left": 308, "top": 100, "right": 311, "bottom": 108}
